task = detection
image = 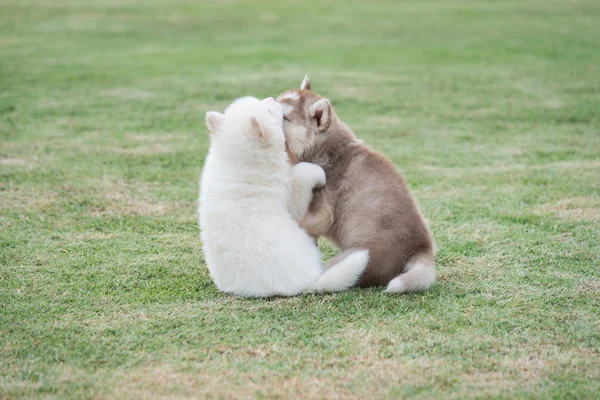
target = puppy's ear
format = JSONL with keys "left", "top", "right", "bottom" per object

{"left": 205, "top": 111, "right": 224, "bottom": 135}
{"left": 309, "top": 98, "right": 331, "bottom": 132}
{"left": 249, "top": 116, "right": 267, "bottom": 141}
{"left": 300, "top": 75, "right": 312, "bottom": 91}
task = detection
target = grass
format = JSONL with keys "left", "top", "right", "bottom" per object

{"left": 1, "top": 0, "right": 599, "bottom": 398}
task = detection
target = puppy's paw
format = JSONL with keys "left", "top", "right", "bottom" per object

{"left": 294, "top": 162, "right": 326, "bottom": 189}
{"left": 312, "top": 166, "right": 326, "bottom": 189}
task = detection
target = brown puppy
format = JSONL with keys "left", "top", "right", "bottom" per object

{"left": 277, "top": 76, "right": 436, "bottom": 293}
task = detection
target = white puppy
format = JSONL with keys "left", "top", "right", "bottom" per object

{"left": 199, "top": 96, "right": 369, "bottom": 297}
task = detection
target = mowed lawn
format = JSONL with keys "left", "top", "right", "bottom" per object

{"left": 1, "top": 0, "right": 599, "bottom": 398}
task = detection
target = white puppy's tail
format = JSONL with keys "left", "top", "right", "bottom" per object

{"left": 385, "top": 255, "right": 436, "bottom": 293}
{"left": 306, "top": 250, "right": 369, "bottom": 293}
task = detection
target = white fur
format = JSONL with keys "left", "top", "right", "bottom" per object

{"left": 308, "top": 250, "right": 369, "bottom": 293}
{"left": 281, "top": 103, "right": 294, "bottom": 116}
{"left": 385, "top": 256, "right": 436, "bottom": 293}
{"left": 287, "top": 162, "right": 325, "bottom": 222}
{"left": 199, "top": 96, "right": 367, "bottom": 297}
{"left": 205, "top": 111, "right": 224, "bottom": 132}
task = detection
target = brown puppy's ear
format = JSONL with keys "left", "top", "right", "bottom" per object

{"left": 205, "top": 111, "right": 224, "bottom": 135}
{"left": 300, "top": 75, "right": 312, "bottom": 91}
{"left": 309, "top": 98, "right": 331, "bottom": 132}
{"left": 249, "top": 116, "right": 267, "bottom": 141}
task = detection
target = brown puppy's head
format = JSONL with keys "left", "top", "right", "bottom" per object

{"left": 277, "top": 76, "right": 336, "bottom": 161}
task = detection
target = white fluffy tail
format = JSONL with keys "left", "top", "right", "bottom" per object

{"left": 385, "top": 255, "right": 436, "bottom": 293}
{"left": 306, "top": 250, "right": 369, "bottom": 293}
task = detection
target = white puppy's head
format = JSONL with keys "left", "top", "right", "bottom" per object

{"left": 276, "top": 76, "right": 335, "bottom": 160}
{"left": 205, "top": 96, "right": 285, "bottom": 159}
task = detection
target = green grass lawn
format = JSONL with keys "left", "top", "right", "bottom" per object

{"left": 1, "top": 0, "right": 599, "bottom": 398}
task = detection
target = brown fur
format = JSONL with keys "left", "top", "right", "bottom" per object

{"left": 277, "top": 85, "right": 435, "bottom": 288}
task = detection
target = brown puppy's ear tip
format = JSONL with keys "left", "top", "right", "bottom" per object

{"left": 300, "top": 75, "right": 312, "bottom": 91}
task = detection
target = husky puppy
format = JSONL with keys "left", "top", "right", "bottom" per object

{"left": 277, "top": 77, "right": 435, "bottom": 293}
{"left": 199, "top": 96, "right": 369, "bottom": 297}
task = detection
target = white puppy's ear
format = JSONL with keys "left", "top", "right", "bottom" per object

{"left": 249, "top": 116, "right": 267, "bottom": 141}
{"left": 309, "top": 98, "right": 331, "bottom": 132}
{"left": 300, "top": 75, "right": 312, "bottom": 91}
{"left": 205, "top": 111, "right": 224, "bottom": 135}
